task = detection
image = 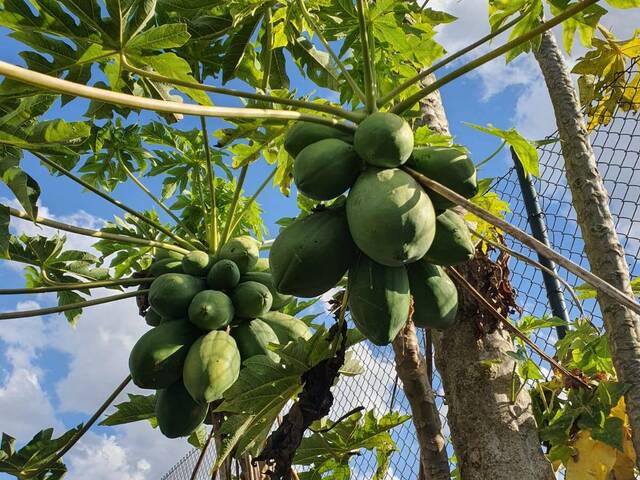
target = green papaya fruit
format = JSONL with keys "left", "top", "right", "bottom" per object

{"left": 218, "top": 236, "right": 259, "bottom": 274}
{"left": 149, "top": 273, "right": 205, "bottom": 318}
{"left": 269, "top": 204, "right": 357, "bottom": 297}
{"left": 207, "top": 259, "right": 241, "bottom": 291}
{"left": 149, "top": 258, "right": 183, "bottom": 277}
{"left": 348, "top": 252, "right": 410, "bottom": 346}
{"left": 232, "top": 318, "right": 279, "bottom": 362}
{"left": 129, "top": 321, "right": 201, "bottom": 389}
{"left": 155, "top": 249, "right": 184, "bottom": 261}
{"left": 145, "top": 308, "right": 161, "bottom": 327}
{"left": 241, "top": 272, "right": 293, "bottom": 310}
{"left": 423, "top": 210, "right": 475, "bottom": 266}
{"left": 188, "top": 290, "right": 234, "bottom": 330}
{"left": 406, "top": 147, "right": 478, "bottom": 210}
{"left": 155, "top": 380, "right": 208, "bottom": 438}
{"left": 252, "top": 257, "right": 270, "bottom": 272}
{"left": 346, "top": 168, "right": 436, "bottom": 266}
{"left": 407, "top": 260, "right": 458, "bottom": 329}
{"left": 293, "top": 138, "right": 363, "bottom": 201}
{"left": 230, "top": 281, "right": 273, "bottom": 318}
{"left": 259, "top": 311, "right": 311, "bottom": 344}
{"left": 182, "top": 250, "right": 215, "bottom": 276}
{"left": 183, "top": 330, "right": 241, "bottom": 404}
{"left": 159, "top": 316, "right": 184, "bottom": 325}
{"left": 353, "top": 112, "right": 414, "bottom": 168}
{"left": 284, "top": 121, "right": 354, "bottom": 158}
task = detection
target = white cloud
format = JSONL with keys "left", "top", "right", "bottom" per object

{"left": 66, "top": 434, "right": 148, "bottom": 480}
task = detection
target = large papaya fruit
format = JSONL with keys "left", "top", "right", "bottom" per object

{"left": 293, "top": 138, "right": 363, "bottom": 201}
{"left": 183, "top": 330, "right": 241, "bottom": 404}
{"left": 182, "top": 250, "right": 215, "bottom": 276}
{"left": 149, "top": 273, "right": 205, "bottom": 319}
{"left": 348, "top": 252, "right": 410, "bottom": 346}
{"left": 155, "top": 249, "right": 184, "bottom": 261}
{"left": 407, "top": 260, "right": 458, "bottom": 329}
{"left": 188, "top": 290, "right": 234, "bottom": 330}
{"left": 218, "top": 236, "right": 259, "bottom": 274}
{"left": 346, "top": 168, "right": 436, "bottom": 266}
{"left": 207, "top": 259, "right": 241, "bottom": 291}
{"left": 129, "top": 321, "right": 201, "bottom": 389}
{"left": 149, "top": 258, "right": 183, "bottom": 277}
{"left": 353, "top": 112, "right": 414, "bottom": 168}
{"left": 284, "top": 121, "right": 354, "bottom": 158}
{"left": 423, "top": 210, "right": 475, "bottom": 266}
{"left": 230, "top": 281, "right": 273, "bottom": 318}
{"left": 155, "top": 380, "right": 208, "bottom": 438}
{"left": 269, "top": 203, "right": 357, "bottom": 297}
{"left": 406, "top": 147, "right": 477, "bottom": 210}
{"left": 232, "top": 319, "right": 279, "bottom": 362}
{"left": 241, "top": 272, "right": 292, "bottom": 310}
{"left": 259, "top": 311, "right": 311, "bottom": 344}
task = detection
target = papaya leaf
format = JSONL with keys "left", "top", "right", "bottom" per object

{"left": 187, "top": 424, "right": 208, "bottom": 449}
{"left": 0, "top": 426, "right": 81, "bottom": 480}
{"left": 465, "top": 123, "right": 539, "bottom": 176}
{"left": 0, "top": 152, "right": 41, "bottom": 219}
{"left": 605, "top": 0, "right": 640, "bottom": 7}
{"left": 293, "top": 410, "right": 410, "bottom": 480}
{"left": 222, "top": 12, "right": 263, "bottom": 84}
{"left": 547, "top": 1, "right": 607, "bottom": 54}
{"left": 100, "top": 393, "right": 158, "bottom": 428}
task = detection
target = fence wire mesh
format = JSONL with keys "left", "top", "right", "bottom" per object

{"left": 162, "top": 59, "right": 639, "bottom": 480}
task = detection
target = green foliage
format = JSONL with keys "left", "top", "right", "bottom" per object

{"left": 294, "top": 410, "right": 410, "bottom": 480}
{"left": 0, "top": 427, "right": 80, "bottom": 479}
{"left": 576, "top": 277, "right": 640, "bottom": 299}
{"left": 100, "top": 393, "right": 158, "bottom": 428}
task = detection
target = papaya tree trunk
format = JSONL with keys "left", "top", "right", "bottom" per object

{"left": 389, "top": 78, "right": 451, "bottom": 480}
{"left": 533, "top": 29, "right": 640, "bottom": 468}
{"left": 418, "top": 77, "right": 554, "bottom": 480}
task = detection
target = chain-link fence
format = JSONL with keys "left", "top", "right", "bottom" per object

{"left": 162, "top": 59, "right": 639, "bottom": 480}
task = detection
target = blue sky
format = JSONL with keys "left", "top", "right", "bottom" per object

{"left": 0, "top": 2, "right": 638, "bottom": 479}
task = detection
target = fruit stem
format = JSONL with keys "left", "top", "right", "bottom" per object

{"left": 390, "top": 0, "right": 599, "bottom": 114}
{"left": 295, "top": 0, "right": 368, "bottom": 106}
{"left": 200, "top": 116, "right": 219, "bottom": 253}
{"left": 403, "top": 165, "right": 640, "bottom": 315}
{"left": 38, "top": 375, "right": 132, "bottom": 474}
{"left": 121, "top": 56, "right": 361, "bottom": 123}
{"left": 7, "top": 206, "right": 190, "bottom": 255}
{"left": 115, "top": 152, "right": 205, "bottom": 249}
{"left": 34, "top": 152, "right": 196, "bottom": 251}
{"left": 378, "top": 8, "right": 531, "bottom": 107}
{"left": 0, "top": 277, "right": 155, "bottom": 295}
{"left": 219, "top": 165, "right": 249, "bottom": 250}
{"left": 227, "top": 166, "right": 277, "bottom": 239}
{"left": 356, "top": 0, "right": 377, "bottom": 113}
{"left": 0, "top": 290, "right": 148, "bottom": 320}
{"left": 0, "top": 61, "right": 357, "bottom": 132}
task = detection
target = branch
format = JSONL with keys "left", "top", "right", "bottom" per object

{"left": 0, "top": 277, "right": 154, "bottom": 295}
{"left": 121, "top": 59, "right": 361, "bottom": 123}
{"left": 295, "top": 0, "right": 367, "bottom": 104}
{"left": 390, "top": 0, "right": 599, "bottom": 114}
{"left": 7, "top": 206, "right": 189, "bottom": 255}
{"left": 378, "top": 9, "right": 531, "bottom": 106}
{"left": 446, "top": 266, "right": 591, "bottom": 389}
{"left": 470, "top": 228, "right": 585, "bottom": 318}
{"left": 356, "top": 0, "right": 377, "bottom": 112}
{"left": 115, "top": 153, "right": 205, "bottom": 249}
{"left": 227, "top": 166, "right": 277, "bottom": 239}
{"left": 34, "top": 153, "right": 196, "bottom": 251}
{"left": 0, "top": 61, "right": 356, "bottom": 132}
{"left": 200, "top": 117, "right": 218, "bottom": 252}
{"left": 403, "top": 166, "right": 640, "bottom": 316}
{"left": 0, "top": 290, "right": 148, "bottom": 320}
{"left": 219, "top": 165, "right": 249, "bottom": 248}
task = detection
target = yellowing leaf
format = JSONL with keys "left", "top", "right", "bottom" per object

{"left": 566, "top": 431, "right": 617, "bottom": 480}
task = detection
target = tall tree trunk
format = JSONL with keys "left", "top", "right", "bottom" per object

{"left": 421, "top": 79, "right": 554, "bottom": 480}
{"left": 534, "top": 29, "right": 640, "bottom": 468}
{"left": 390, "top": 79, "right": 451, "bottom": 480}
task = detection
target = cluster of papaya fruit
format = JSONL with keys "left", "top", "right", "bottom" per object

{"left": 128, "top": 236, "right": 311, "bottom": 439}
{"left": 270, "top": 112, "right": 478, "bottom": 346}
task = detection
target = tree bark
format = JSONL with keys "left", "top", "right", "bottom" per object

{"left": 392, "top": 320, "right": 450, "bottom": 480}
{"left": 534, "top": 29, "right": 640, "bottom": 468}
{"left": 418, "top": 77, "right": 554, "bottom": 480}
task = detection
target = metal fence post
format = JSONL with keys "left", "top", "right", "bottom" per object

{"left": 511, "top": 147, "right": 569, "bottom": 338}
